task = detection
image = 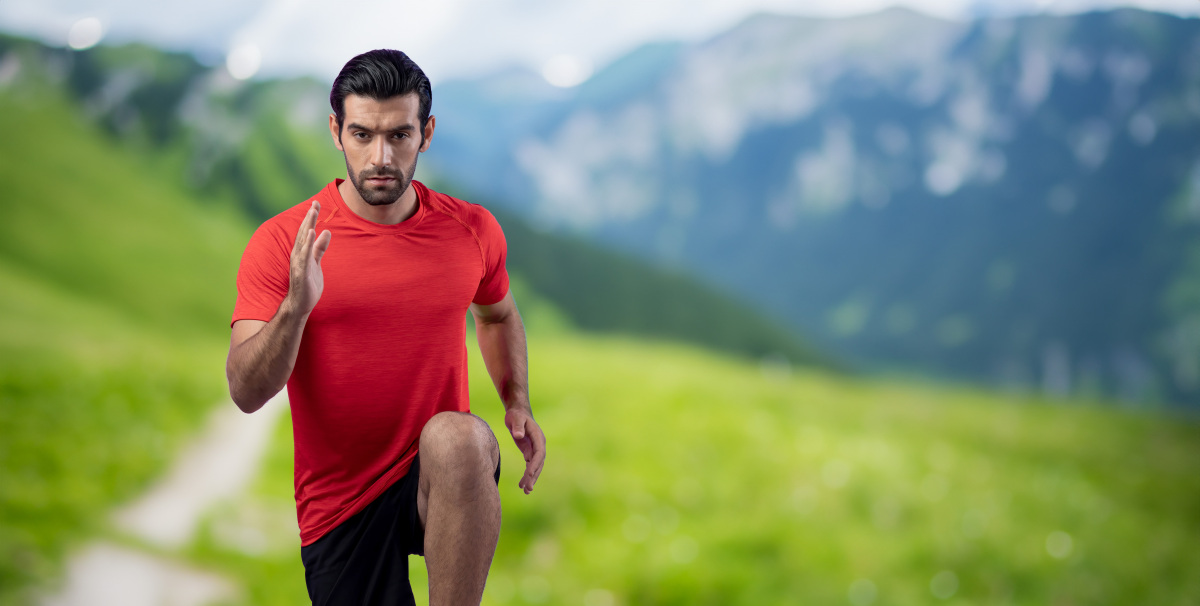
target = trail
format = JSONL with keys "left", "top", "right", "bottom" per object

{"left": 40, "top": 392, "right": 287, "bottom": 606}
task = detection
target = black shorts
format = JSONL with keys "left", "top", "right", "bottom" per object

{"left": 300, "top": 453, "right": 501, "bottom": 606}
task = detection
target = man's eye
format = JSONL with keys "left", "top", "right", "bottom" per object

{"left": 393, "top": 133, "right": 408, "bottom": 139}
{"left": 354, "top": 132, "right": 369, "bottom": 140}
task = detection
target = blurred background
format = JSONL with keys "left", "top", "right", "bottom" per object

{"left": 2, "top": 0, "right": 1199, "bottom": 604}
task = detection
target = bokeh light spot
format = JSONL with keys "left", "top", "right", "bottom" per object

{"left": 961, "top": 509, "right": 987, "bottom": 538}
{"left": 793, "top": 484, "right": 817, "bottom": 514}
{"left": 584, "top": 588, "right": 616, "bottom": 606}
{"left": 925, "top": 161, "right": 964, "bottom": 196}
{"left": 67, "top": 18, "right": 104, "bottom": 51}
{"left": 1048, "top": 185, "right": 1077, "bottom": 214}
{"left": 848, "top": 578, "right": 878, "bottom": 605}
{"left": 226, "top": 44, "right": 262, "bottom": 81}
{"left": 1046, "top": 530, "right": 1073, "bottom": 559}
{"left": 669, "top": 535, "right": 698, "bottom": 563}
{"left": 930, "top": 570, "right": 958, "bottom": 600}
{"left": 1128, "top": 112, "right": 1157, "bottom": 145}
{"left": 821, "top": 459, "right": 851, "bottom": 489}
{"left": 542, "top": 54, "right": 593, "bottom": 88}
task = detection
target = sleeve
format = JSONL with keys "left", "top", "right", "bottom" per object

{"left": 472, "top": 206, "right": 510, "bottom": 306}
{"left": 231, "top": 221, "right": 291, "bottom": 326}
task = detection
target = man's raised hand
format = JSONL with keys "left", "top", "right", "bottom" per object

{"left": 288, "top": 200, "right": 332, "bottom": 316}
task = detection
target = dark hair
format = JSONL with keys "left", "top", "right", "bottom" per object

{"left": 330, "top": 49, "right": 431, "bottom": 134}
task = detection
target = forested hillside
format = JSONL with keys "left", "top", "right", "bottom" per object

{"left": 0, "top": 33, "right": 822, "bottom": 367}
{"left": 426, "top": 8, "right": 1200, "bottom": 406}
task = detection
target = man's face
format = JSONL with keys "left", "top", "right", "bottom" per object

{"left": 330, "top": 93, "right": 434, "bottom": 206}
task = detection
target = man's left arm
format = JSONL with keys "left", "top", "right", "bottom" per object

{"left": 470, "top": 290, "right": 545, "bottom": 494}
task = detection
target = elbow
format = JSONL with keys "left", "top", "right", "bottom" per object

{"left": 231, "top": 391, "right": 265, "bottom": 414}
{"left": 226, "top": 363, "right": 267, "bottom": 414}
{"left": 227, "top": 380, "right": 263, "bottom": 414}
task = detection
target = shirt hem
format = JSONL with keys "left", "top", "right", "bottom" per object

{"left": 297, "top": 450, "right": 419, "bottom": 547}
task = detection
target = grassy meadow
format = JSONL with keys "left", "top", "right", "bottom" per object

{"left": 0, "top": 79, "right": 245, "bottom": 602}
{"left": 1, "top": 61, "right": 1199, "bottom": 606}
{"left": 182, "top": 332, "right": 1200, "bottom": 606}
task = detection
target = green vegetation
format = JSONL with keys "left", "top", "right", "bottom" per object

{"left": 0, "top": 69, "right": 247, "bottom": 603}
{"left": 192, "top": 334, "right": 1200, "bottom": 605}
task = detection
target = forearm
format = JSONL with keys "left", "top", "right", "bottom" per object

{"left": 474, "top": 313, "right": 530, "bottom": 412}
{"left": 226, "top": 297, "right": 309, "bottom": 413}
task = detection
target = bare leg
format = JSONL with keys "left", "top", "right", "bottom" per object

{"left": 418, "top": 411, "right": 501, "bottom": 606}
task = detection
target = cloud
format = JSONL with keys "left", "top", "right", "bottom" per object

{"left": 2, "top": 0, "right": 1197, "bottom": 83}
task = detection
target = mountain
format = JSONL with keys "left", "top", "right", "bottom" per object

{"left": 424, "top": 8, "right": 1200, "bottom": 406}
{"left": 0, "top": 32, "right": 824, "bottom": 367}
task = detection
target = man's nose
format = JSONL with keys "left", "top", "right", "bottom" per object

{"left": 370, "top": 137, "right": 394, "bottom": 167}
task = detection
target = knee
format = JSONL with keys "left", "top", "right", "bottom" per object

{"left": 419, "top": 412, "right": 498, "bottom": 476}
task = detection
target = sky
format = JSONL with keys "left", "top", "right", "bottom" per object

{"left": 2, "top": 0, "right": 1198, "bottom": 86}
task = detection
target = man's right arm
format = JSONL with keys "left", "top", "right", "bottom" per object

{"left": 226, "top": 200, "right": 331, "bottom": 413}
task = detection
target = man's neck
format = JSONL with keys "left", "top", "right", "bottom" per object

{"left": 338, "top": 179, "right": 419, "bottom": 225}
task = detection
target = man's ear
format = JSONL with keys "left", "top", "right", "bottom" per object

{"left": 419, "top": 115, "right": 436, "bottom": 152}
{"left": 329, "top": 113, "right": 344, "bottom": 151}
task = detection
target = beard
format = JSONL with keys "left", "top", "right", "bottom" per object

{"left": 344, "top": 152, "right": 419, "bottom": 207}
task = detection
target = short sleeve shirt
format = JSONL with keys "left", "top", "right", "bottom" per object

{"left": 232, "top": 179, "right": 509, "bottom": 545}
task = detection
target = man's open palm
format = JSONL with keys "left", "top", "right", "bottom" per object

{"left": 290, "top": 200, "right": 332, "bottom": 314}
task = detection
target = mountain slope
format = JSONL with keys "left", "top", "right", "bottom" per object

{"left": 0, "top": 59, "right": 246, "bottom": 604}
{"left": 0, "top": 32, "right": 825, "bottom": 367}
{"left": 426, "top": 8, "right": 1200, "bottom": 405}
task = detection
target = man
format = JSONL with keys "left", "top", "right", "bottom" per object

{"left": 225, "top": 49, "right": 546, "bottom": 606}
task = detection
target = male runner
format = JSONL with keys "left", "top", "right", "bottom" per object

{"left": 225, "top": 49, "right": 546, "bottom": 606}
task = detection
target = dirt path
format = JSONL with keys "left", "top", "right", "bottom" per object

{"left": 40, "top": 393, "right": 287, "bottom": 606}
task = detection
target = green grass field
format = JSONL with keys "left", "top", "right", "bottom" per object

{"left": 0, "top": 78, "right": 245, "bottom": 603}
{"left": 185, "top": 332, "right": 1200, "bottom": 606}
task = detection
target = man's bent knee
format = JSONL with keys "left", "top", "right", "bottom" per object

{"left": 419, "top": 412, "right": 499, "bottom": 475}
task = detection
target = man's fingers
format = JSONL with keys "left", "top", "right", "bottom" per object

{"left": 518, "top": 420, "right": 546, "bottom": 493}
{"left": 299, "top": 220, "right": 314, "bottom": 255}
{"left": 521, "top": 464, "right": 536, "bottom": 491}
{"left": 521, "top": 455, "right": 543, "bottom": 493}
{"left": 291, "top": 211, "right": 308, "bottom": 254}
{"left": 530, "top": 439, "right": 546, "bottom": 480}
{"left": 292, "top": 217, "right": 309, "bottom": 257}
{"left": 294, "top": 202, "right": 320, "bottom": 251}
{"left": 305, "top": 202, "right": 320, "bottom": 232}
{"left": 310, "top": 227, "right": 323, "bottom": 257}
{"left": 313, "top": 230, "right": 332, "bottom": 264}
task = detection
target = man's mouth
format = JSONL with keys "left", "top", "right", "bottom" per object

{"left": 366, "top": 176, "right": 396, "bottom": 185}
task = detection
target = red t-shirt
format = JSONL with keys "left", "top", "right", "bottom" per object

{"left": 231, "top": 179, "right": 509, "bottom": 545}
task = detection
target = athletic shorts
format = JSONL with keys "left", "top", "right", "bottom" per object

{"left": 300, "top": 453, "right": 501, "bottom": 606}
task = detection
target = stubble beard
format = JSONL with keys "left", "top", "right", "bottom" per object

{"left": 344, "top": 153, "right": 420, "bottom": 207}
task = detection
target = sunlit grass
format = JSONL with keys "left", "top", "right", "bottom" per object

{"left": 0, "top": 268, "right": 228, "bottom": 604}
{"left": 191, "top": 330, "right": 1200, "bottom": 605}
{"left": 0, "top": 81, "right": 246, "bottom": 605}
